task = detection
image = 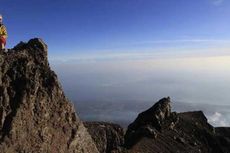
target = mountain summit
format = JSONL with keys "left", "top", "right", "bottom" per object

{"left": 123, "top": 97, "right": 230, "bottom": 153}
{"left": 0, "top": 38, "right": 99, "bottom": 153}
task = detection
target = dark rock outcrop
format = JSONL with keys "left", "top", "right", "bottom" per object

{"left": 84, "top": 122, "right": 125, "bottom": 153}
{"left": 215, "top": 127, "right": 230, "bottom": 152}
{"left": 123, "top": 97, "right": 230, "bottom": 153}
{"left": 0, "top": 38, "right": 99, "bottom": 153}
{"left": 124, "top": 97, "right": 178, "bottom": 148}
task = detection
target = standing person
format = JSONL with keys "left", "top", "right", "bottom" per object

{"left": 0, "top": 14, "right": 7, "bottom": 50}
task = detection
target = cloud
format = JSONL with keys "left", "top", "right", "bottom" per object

{"left": 210, "top": 0, "right": 224, "bottom": 6}
{"left": 49, "top": 38, "right": 230, "bottom": 63}
{"left": 208, "top": 112, "right": 228, "bottom": 126}
{"left": 49, "top": 47, "right": 230, "bottom": 63}
{"left": 131, "top": 39, "right": 230, "bottom": 45}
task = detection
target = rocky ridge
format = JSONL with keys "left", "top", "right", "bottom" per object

{"left": 84, "top": 122, "right": 125, "bottom": 153}
{"left": 0, "top": 39, "right": 99, "bottom": 153}
{"left": 86, "top": 97, "right": 230, "bottom": 153}
{"left": 124, "top": 97, "right": 230, "bottom": 153}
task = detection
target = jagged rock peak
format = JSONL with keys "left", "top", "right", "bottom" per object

{"left": 124, "top": 97, "right": 178, "bottom": 148}
{"left": 0, "top": 38, "right": 99, "bottom": 153}
{"left": 143, "top": 96, "right": 171, "bottom": 119}
{"left": 128, "top": 97, "right": 172, "bottom": 131}
{"left": 122, "top": 98, "right": 230, "bottom": 153}
{"left": 12, "top": 38, "right": 48, "bottom": 65}
{"left": 13, "top": 38, "right": 47, "bottom": 53}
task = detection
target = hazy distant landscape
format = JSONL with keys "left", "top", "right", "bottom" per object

{"left": 71, "top": 99, "right": 230, "bottom": 128}
{"left": 51, "top": 55, "right": 230, "bottom": 127}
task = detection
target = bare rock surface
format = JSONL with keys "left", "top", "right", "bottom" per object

{"left": 124, "top": 97, "right": 178, "bottom": 148}
{"left": 84, "top": 122, "right": 125, "bottom": 153}
{"left": 0, "top": 38, "right": 99, "bottom": 153}
{"left": 123, "top": 97, "right": 230, "bottom": 153}
{"left": 215, "top": 127, "right": 230, "bottom": 152}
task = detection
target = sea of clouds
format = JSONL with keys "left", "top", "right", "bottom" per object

{"left": 50, "top": 55, "right": 230, "bottom": 127}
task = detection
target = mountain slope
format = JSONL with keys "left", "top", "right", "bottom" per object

{"left": 0, "top": 38, "right": 99, "bottom": 153}
{"left": 124, "top": 97, "right": 229, "bottom": 153}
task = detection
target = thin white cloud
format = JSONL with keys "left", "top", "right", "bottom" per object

{"left": 208, "top": 112, "right": 228, "bottom": 126}
{"left": 210, "top": 0, "right": 224, "bottom": 6}
{"left": 49, "top": 38, "right": 230, "bottom": 62}
{"left": 131, "top": 39, "right": 230, "bottom": 45}
{"left": 49, "top": 47, "right": 230, "bottom": 63}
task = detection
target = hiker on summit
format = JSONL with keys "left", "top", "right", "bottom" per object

{"left": 0, "top": 14, "right": 7, "bottom": 50}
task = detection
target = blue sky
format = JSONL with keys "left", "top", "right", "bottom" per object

{"left": 1, "top": 0, "right": 230, "bottom": 59}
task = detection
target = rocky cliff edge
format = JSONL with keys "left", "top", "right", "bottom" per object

{"left": 0, "top": 38, "right": 99, "bottom": 153}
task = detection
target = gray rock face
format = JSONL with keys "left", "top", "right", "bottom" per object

{"left": 124, "top": 98, "right": 230, "bottom": 153}
{"left": 124, "top": 97, "right": 178, "bottom": 148}
{"left": 84, "top": 122, "right": 125, "bottom": 153}
{"left": 0, "top": 38, "right": 99, "bottom": 153}
{"left": 215, "top": 127, "right": 230, "bottom": 152}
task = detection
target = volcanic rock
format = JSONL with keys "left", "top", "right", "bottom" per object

{"left": 0, "top": 38, "right": 99, "bottom": 153}
{"left": 124, "top": 97, "right": 178, "bottom": 148}
{"left": 124, "top": 97, "right": 230, "bottom": 153}
{"left": 215, "top": 127, "right": 230, "bottom": 152}
{"left": 84, "top": 122, "right": 125, "bottom": 153}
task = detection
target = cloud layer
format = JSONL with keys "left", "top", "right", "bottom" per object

{"left": 208, "top": 112, "right": 228, "bottom": 126}
{"left": 51, "top": 55, "right": 230, "bottom": 127}
{"left": 210, "top": 0, "right": 224, "bottom": 6}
